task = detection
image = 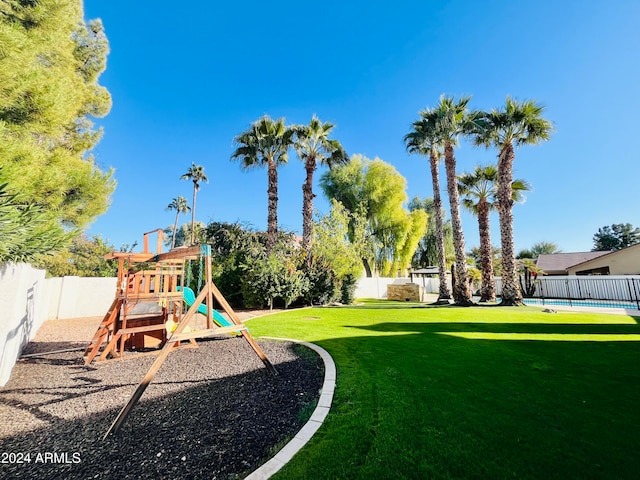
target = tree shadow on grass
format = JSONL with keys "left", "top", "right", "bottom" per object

{"left": 0, "top": 340, "right": 323, "bottom": 480}
{"left": 278, "top": 319, "right": 640, "bottom": 480}
{"left": 347, "top": 320, "right": 640, "bottom": 336}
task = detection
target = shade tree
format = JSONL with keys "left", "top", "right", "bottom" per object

{"left": 320, "top": 155, "right": 427, "bottom": 277}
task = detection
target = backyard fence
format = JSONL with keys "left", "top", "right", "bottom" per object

{"left": 0, "top": 263, "right": 47, "bottom": 386}
{"left": 496, "top": 275, "right": 640, "bottom": 310}
{"left": 354, "top": 276, "right": 447, "bottom": 299}
{"left": 0, "top": 265, "right": 116, "bottom": 386}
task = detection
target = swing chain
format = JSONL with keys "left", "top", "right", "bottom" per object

{"left": 186, "top": 259, "right": 192, "bottom": 290}
{"left": 197, "top": 255, "right": 204, "bottom": 291}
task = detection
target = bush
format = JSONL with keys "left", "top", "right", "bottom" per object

{"left": 340, "top": 273, "right": 358, "bottom": 305}
{"left": 303, "top": 261, "right": 340, "bottom": 306}
{"left": 240, "top": 252, "right": 308, "bottom": 310}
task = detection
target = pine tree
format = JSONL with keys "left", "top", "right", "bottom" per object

{"left": 0, "top": 0, "right": 114, "bottom": 250}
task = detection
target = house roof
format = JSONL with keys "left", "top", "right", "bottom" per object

{"left": 567, "top": 242, "right": 640, "bottom": 271}
{"left": 536, "top": 251, "right": 610, "bottom": 274}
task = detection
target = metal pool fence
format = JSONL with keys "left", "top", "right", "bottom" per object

{"left": 495, "top": 275, "right": 640, "bottom": 310}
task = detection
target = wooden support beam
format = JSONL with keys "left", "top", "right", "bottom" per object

{"left": 104, "top": 252, "right": 156, "bottom": 261}
{"left": 207, "top": 281, "right": 278, "bottom": 376}
{"left": 205, "top": 248, "right": 214, "bottom": 329}
{"left": 151, "top": 246, "right": 202, "bottom": 262}
{"left": 169, "top": 325, "right": 246, "bottom": 342}
{"left": 117, "top": 323, "right": 168, "bottom": 335}
{"left": 103, "top": 293, "right": 204, "bottom": 438}
{"left": 98, "top": 333, "right": 121, "bottom": 362}
{"left": 94, "top": 343, "right": 198, "bottom": 364}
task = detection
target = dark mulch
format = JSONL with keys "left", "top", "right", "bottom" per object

{"left": 0, "top": 337, "right": 324, "bottom": 479}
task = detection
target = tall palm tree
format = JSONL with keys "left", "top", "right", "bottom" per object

{"left": 231, "top": 115, "right": 294, "bottom": 252}
{"left": 431, "top": 94, "right": 474, "bottom": 305}
{"left": 469, "top": 97, "right": 553, "bottom": 305}
{"left": 166, "top": 195, "right": 190, "bottom": 249}
{"left": 458, "top": 165, "right": 531, "bottom": 302}
{"left": 180, "top": 163, "right": 208, "bottom": 245}
{"left": 404, "top": 113, "right": 452, "bottom": 303}
{"left": 293, "top": 115, "right": 348, "bottom": 252}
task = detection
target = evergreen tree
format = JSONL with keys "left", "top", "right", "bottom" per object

{"left": 34, "top": 234, "right": 117, "bottom": 277}
{"left": 0, "top": 1, "right": 114, "bottom": 249}
{"left": 592, "top": 224, "right": 640, "bottom": 251}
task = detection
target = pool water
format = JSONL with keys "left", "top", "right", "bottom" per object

{"left": 521, "top": 297, "right": 638, "bottom": 310}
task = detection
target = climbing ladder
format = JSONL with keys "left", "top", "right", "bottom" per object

{"left": 83, "top": 298, "right": 121, "bottom": 364}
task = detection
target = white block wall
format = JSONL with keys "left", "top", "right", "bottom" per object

{"left": 0, "top": 263, "right": 47, "bottom": 386}
{"left": 47, "top": 276, "right": 117, "bottom": 320}
{"left": 0, "top": 266, "right": 117, "bottom": 386}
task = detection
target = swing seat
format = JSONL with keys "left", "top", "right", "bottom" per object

{"left": 177, "top": 286, "right": 243, "bottom": 335}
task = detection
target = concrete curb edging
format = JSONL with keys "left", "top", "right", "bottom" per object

{"left": 245, "top": 337, "right": 336, "bottom": 480}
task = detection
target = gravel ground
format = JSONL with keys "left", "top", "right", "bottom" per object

{"left": 0, "top": 316, "right": 323, "bottom": 479}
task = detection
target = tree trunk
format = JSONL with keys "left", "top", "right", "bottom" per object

{"left": 429, "top": 149, "right": 452, "bottom": 302}
{"left": 267, "top": 157, "right": 278, "bottom": 252}
{"left": 171, "top": 211, "right": 179, "bottom": 249}
{"left": 362, "top": 257, "right": 373, "bottom": 278}
{"left": 497, "top": 143, "right": 522, "bottom": 305}
{"left": 443, "top": 142, "right": 473, "bottom": 305}
{"left": 477, "top": 199, "right": 496, "bottom": 302}
{"left": 190, "top": 185, "right": 197, "bottom": 245}
{"left": 302, "top": 155, "right": 316, "bottom": 253}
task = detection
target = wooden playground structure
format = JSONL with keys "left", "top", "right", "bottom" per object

{"left": 83, "top": 229, "right": 277, "bottom": 437}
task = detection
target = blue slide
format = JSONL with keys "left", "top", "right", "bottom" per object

{"left": 178, "top": 286, "right": 237, "bottom": 329}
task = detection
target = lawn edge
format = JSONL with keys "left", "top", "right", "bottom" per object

{"left": 244, "top": 337, "right": 336, "bottom": 480}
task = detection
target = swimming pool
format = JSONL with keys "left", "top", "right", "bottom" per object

{"left": 521, "top": 298, "right": 639, "bottom": 310}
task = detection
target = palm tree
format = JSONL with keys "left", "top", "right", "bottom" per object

{"left": 432, "top": 94, "right": 474, "bottom": 305}
{"left": 180, "top": 163, "right": 209, "bottom": 245}
{"left": 404, "top": 113, "right": 452, "bottom": 303}
{"left": 231, "top": 115, "right": 294, "bottom": 252}
{"left": 469, "top": 97, "right": 553, "bottom": 305}
{"left": 166, "top": 195, "right": 190, "bottom": 249}
{"left": 293, "top": 115, "right": 348, "bottom": 252}
{"left": 458, "top": 165, "right": 531, "bottom": 302}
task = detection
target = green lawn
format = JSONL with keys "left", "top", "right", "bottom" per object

{"left": 246, "top": 301, "right": 640, "bottom": 479}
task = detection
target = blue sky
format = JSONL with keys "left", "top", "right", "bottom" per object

{"left": 84, "top": 1, "right": 639, "bottom": 255}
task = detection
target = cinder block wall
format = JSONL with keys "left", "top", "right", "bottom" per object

{"left": 0, "top": 266, "right": 117, "bottom": 386}
{"left": 0, "top": 263, "right": 47, "bottom": 386}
